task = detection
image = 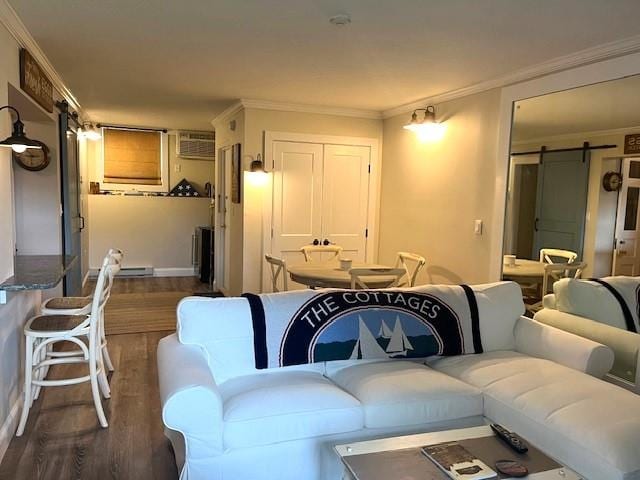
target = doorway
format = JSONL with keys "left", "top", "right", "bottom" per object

{"left": 506, "top": 149, "right": 590, "bottom": 260}
{"left": 613, "top": 157, "right": 640, "bottom": 275}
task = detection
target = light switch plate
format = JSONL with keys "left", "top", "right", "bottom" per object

{"left": 474, "top": 219, "right": 483, "bottom": 235}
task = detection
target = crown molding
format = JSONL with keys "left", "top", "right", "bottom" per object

{"left": 239, "top": 99, "right": 383, "bottom": 120}
{"left": 210, "top": 101, "right": 243, "bottom": 126}
{"left": 0, "top": 1, "right": 84, "bottom": 117}
{"left": 512, "top": 124, "right": 640, "bottom": 148}
{"left": 383, "top": 34, "right": 640, "bottom": 119}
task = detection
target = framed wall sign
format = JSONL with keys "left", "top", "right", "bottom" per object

{"left": 19, "top": 49, "right": 53, "bottom": 113}
{"left": 231, "top": 143, "right": 241, "bottom": 203}
{"left": 624, "top": 133, "right": 640, "bottom": 155}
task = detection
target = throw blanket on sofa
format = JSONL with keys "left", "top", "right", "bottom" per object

{"left": 589, "top": 277, "right": 640, "bottom": 333}
{"left": 242, "top": 285, "right": 482, "bottom": 369}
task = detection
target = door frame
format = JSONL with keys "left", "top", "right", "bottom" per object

{"left": 612, "top": 155, "right": 640, "bottom": 275}
{"left": 262, "top": 131, "right": 381, "bottom": 291}
{"left": 214, "top": 146, "right": 232, "bottom": 294}
{"left": 504, "top": 154, "right": 538, "bottom": 256}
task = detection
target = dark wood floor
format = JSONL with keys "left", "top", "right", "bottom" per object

{"left": 0, "top": 276, "right": 189, "bottom": 480}
{"left": 86, "top": 276, "right": 216, "bottom": 335}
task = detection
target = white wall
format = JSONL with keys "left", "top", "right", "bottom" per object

{"left": 379, "top": 89, "right": 501, "bottom": 285}
{"left": 12, "top": 118, "right": 61, "bottom": 256}
{"left": 88, "top": 195, "right": 211, "bottom": 272}
{"left": 0, "top": 22, "right": 45, "bottom": 461}
{"left": 86, "top": 133, "right": 214, "bottom": 272}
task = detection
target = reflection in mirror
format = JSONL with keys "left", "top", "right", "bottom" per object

{"left": 502, "top": 75, "right": 640, "bottom": 392}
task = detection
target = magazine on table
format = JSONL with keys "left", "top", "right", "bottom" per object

{"left": 421, "top": 441, "right": 497, "bottom": 480}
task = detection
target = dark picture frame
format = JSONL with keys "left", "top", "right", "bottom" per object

{"left": 231, "top": 143, "right": 241, "bottom": 203}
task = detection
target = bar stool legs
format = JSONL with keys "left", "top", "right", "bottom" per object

{"left": 16, "top": 337, "right": 34, "bottom": 436}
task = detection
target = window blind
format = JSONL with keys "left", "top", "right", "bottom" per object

{"left": 103, "top": 129, "right": 162, "bottom": 185}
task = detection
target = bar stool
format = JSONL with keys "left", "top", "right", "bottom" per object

{"left": 40, "top": 248, "right": 123, "bottom": 373}
{"left": 16, "top": 256, "right": 115, "bottom": 436}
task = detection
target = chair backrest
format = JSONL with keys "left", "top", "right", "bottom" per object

{"left": 395, "top": 251, "right": 427, "bottom": 287}
{"left": 265, "top": 254, "right": 288, "bottom": 292}
{"left": 301, "top": 245, "right": 343, "bottom": 263}
{"left": 541, "top": 261, "right": 585, "bottom": 296}
{"left": 88, "top": 257, "right": 113, "bottom": 339}
{"left": 349, "top": 267, "right": 407, "bottom": 289}
{"left": 539, "top": 248, "right": 577, "bottom": 265}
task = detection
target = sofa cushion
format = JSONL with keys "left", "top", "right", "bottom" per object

{"left": 429, "top": 351, "right": 640, "bottom": 480}
{"left": 328, "top": 360, "right": 483, "bottom": 429}
{"left": 219, "top": 370, "right": 363, "bottom": 449}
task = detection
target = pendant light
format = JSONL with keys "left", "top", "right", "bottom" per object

{"left": 403, "top": 105, "right": 445, "bottom": 141}
{"left": 0, "top": 105, "right": 42, "bottom": 153}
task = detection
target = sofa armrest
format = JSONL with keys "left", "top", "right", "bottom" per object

{"left": 157, "top": 334, "right": 224, "bottom": 459}
{"left": 542, "top": 294, "right": 556, "bottom": 310}
{"left": 514, "top": 316, "right": 614, "bottom": 378}
{"left": 534, "top": 308, "right": 640, "bottom": 385}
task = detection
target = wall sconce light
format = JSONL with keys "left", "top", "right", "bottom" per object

{"left": 250, "top": 153, "right": 265, "bottom": 173}
{"left": 0, "top": 105, "right": 42, "bottom": 153}
{"left": 78, "top": 123, "right": 102, "bottom": 141}
{"left": 403, "top": 105, "right": 445, "bottom": 141}
{"left": 247, "top": 153, "right": 268, "bottom": 187}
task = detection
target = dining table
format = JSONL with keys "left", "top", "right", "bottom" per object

{"left": 501, "top": 258, "right": 546, "bottom": 283}
{"left": 287, "top": 262, "right": 397, "bottom": 289}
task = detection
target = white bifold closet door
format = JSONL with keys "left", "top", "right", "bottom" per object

{"left": 271, "top": 140, "right": 371, "bottom": 267}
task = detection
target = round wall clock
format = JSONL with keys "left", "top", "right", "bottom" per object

{"left": 602, "top": 171, "right": 622, "bottom": 192}
{"left": 12, "top": 140, "right": 50, "bottom": 171}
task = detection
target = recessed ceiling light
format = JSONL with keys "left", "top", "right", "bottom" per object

{"left": 329, "top": 14, "right": 351, "bottom": 26}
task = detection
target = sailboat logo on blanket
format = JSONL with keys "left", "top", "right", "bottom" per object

{"left": 279, "top": 290, "right": 470, "bottom": 366}
{"left": 317, "top": 314, "right": 436, "bottom": 361}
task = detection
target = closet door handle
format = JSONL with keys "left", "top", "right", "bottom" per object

{"left": 323, "top": 239, "right": 330, "bottom": 246}
{"left": 312, "top": 239, "right": 320, "bottom": 246}
{"left": 534, "top": 218, "right": 539, "bottom": 232}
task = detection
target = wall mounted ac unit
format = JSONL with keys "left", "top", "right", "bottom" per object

{"left": 177, "top": 131, "right": 215, "bottom": 160}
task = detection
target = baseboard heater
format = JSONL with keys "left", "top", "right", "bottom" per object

{"left": 90, "top": 266, "right": 154, "bottom": 278}
{"left": 117, "top": 267, "right": 154, "bottom": 277}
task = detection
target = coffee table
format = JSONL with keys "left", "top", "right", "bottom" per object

{"left": 335, "top": 425, "right": 582, "bottom": 480}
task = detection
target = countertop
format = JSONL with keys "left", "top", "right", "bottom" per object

{"left": 0, "top": 255, "right": 77, "bottom": 292}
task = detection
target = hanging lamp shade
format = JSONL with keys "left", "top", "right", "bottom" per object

{"left": 0, "top": 107, "right": 42, "bottom": 153}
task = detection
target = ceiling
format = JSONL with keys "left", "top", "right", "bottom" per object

{"left": 8, "top": 0, "right": 640, "bottom": 130}
{"left": 513, "top": 74, "right": 640, "bottom": 142}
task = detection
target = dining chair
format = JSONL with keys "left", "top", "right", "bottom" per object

{"left": 525, "top": 262, "right": 585, "bottom": 315}
{"left": 265, "top": 254, "right": 288, "bottom": 292}
{"left": 301, "top": 245, "right": 343, "bottom": 263}
{"left": 16, "top": 256, "right": 115, "bottom": 436}
{"left": 350, "top": 267, "right": 406, "bottom": 289}
{"left": 394, "top": 251, "right": 427, "bottom": 287}
{"left": 40, "top": 248, "right": 123, "bottom": 374}
{"left": 539, "top": 248, "right": 578, "bottom": 265}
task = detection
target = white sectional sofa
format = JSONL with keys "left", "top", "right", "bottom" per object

{"left": 535, "top": 276, "right": 640, "bottom": 392}
{"left": 157, "top": 282, "right": 640, "bottom": 480}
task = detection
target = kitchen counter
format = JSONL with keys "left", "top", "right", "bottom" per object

{"left": 0, "top": 255, "right": 77, "bottom": 301}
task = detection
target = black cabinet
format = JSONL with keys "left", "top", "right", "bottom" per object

{"left": 194, "top": 226, "right": 214, "bottom": 284}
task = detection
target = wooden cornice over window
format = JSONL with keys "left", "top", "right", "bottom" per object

{"left": 103, "top": 128, "right": 161, "bottom": 185}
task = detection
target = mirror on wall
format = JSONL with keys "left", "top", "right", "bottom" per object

{"left": 501, "top": 74, "right": 640, "bottom": 305}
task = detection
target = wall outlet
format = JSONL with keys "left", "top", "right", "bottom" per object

{"left": 474, "top": 219, "right": 483, "bottom": 235}
{"left": 174, "top": 164, "right": 181, "bottom": 172}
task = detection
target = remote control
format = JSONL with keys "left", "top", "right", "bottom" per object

{"left": 490, "top": 424, "right": 529, "bottom": 454}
